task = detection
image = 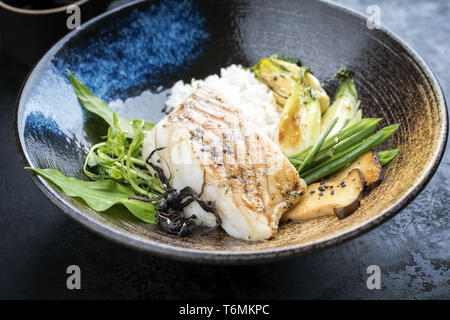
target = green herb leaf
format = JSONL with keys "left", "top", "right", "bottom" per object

{"left": 83, "top": 112, "right": 164, "bottom": 196}
{"left": 68, "top": 70, "right": 154, "bottom": 138}
{"left": 102, "top": 113, "right": 129, "bottom": 158}
{"left": 26, "top": 167, "right": 156, "bottom": 223}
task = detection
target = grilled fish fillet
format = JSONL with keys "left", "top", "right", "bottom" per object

{"left": 142, "top": 86, "right": 306, "bottom": 241}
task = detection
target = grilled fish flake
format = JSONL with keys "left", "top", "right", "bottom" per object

{"left": 143, "top": 86, "right": 306, "bottom": 240}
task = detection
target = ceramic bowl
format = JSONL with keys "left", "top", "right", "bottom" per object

{"left": 15, "top": 0, "right": 448, "bottom": 264}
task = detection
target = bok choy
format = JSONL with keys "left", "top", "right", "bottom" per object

{"left": 320, "top": 68, "right": 360, "bottom": 137}
{"left": 277, "top": 81, "right": 322, "bottom": 157}
{"left": 251, "top": 56, "right": 330, "bottom": 112}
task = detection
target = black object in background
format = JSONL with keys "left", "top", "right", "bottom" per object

{"left": 0, "top": 0, "right": 111, "bottom": 66}
{"left": 3, "top": 0, "right": 77, "bottom": 10}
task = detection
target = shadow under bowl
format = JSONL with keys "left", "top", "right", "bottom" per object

{"left": 15, "top": 0, "right": 448, "bottom": 264}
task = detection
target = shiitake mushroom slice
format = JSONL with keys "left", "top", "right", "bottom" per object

{"left": 331, "top": 150, "right": 383, "bottom": 189}
{"left": 282, "top": 168, "right": 365, "bottom": 221}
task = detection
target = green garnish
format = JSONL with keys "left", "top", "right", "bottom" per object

{"left": 25, "top": 168, "right": 157, "bottom": 223}
{"left": 297, "top": 117, "right": 338, "bottom": 173}
{"left": 289, "top": 118, "right": 382, "bottom": 162}
{"left": 300, "top": 124, "right": 400, "bottom": 184}
{"left": 378, "top": 148, "right": 400, "bottom": 166}
{"left": 25, "top": 73, "right": 163, "bottom": 224}
{"left": 301, "top": 118, "right": 380, "bottom": 171}
{"left": 68, "top": 70, "right": 154, "bottom": 138}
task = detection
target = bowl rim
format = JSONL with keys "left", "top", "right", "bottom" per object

{"left": 14, "top": 0, "right": 448, "bottom": 264}
{"left": 0, "top": 0, "right": 90, "bottom": 15}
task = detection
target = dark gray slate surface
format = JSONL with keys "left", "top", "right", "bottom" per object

{"left": 0, "top": 0, "right": 448, "bottom": 299}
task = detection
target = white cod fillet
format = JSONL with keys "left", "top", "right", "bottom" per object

{"left": 142, "top": 86, "right": 306, "bottom": 241}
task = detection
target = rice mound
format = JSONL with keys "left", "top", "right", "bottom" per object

{"left": 165, "top": 64, "right": 281, "bottom": 139}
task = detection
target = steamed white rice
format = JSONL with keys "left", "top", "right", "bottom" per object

{"left": 165, "top": 64, "right": 281, "bottom": 139}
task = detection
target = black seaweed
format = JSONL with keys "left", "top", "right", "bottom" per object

{"left": 129, "top": 148, "right": 222, "bottom": 236}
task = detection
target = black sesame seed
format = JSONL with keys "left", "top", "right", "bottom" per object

{"left": 319, "top": 192, "right": 324, "bottom": 196}
{"left": 310, "top": 190, "right": 315, "bottom": 194}
{"left": 318, "top": 186, "right": 325, "bottom": 192}
{"left": 331, "top": 190, "right": 335, "bottom": 195}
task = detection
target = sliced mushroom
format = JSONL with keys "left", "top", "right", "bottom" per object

{"left": 331, "top": 150, "right": 383, "bottom": 189}
{"left": 282, "top": 168, "right": 365, "bottom": 221}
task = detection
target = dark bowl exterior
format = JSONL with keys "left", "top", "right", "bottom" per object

{"left": 15, "top": 0, "right": 448, "bottom": 264}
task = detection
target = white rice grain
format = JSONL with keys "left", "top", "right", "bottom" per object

{"left": 165, "top": 65, "right": 281, "bottom": 139}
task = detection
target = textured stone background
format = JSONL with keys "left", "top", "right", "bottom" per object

{"left": 0, "top": 0, "right": 448, "bottom": 299}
